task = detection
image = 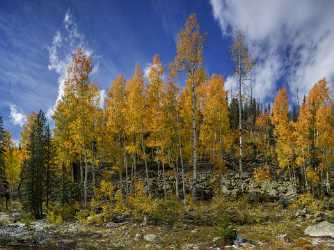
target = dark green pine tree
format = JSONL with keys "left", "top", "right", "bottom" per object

{"left": 44, "top": 124, "right": 57, "bottom": 209}
{"left": 229, "top": 98, "right": 239, "bottom": 130}
{"left": 22, "top": 111, "right": 51, "bottom": 219}
{"left": 0, "top": 116, "right": 8, "bottom": 201}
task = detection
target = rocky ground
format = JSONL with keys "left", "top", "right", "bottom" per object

{"left": 1, "top": 204, "right": 334, "bottom": 250}
{"left": 1, "top": 173, "right": 334, "bottom": 249}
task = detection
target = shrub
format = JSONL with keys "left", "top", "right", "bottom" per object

{"left": 290, "top": 193, "right": 319, "bottom": 211}
{"left": 20, "top": 212, "right": 33, "bottom": 226}
{"left": 320, "top": 197, "right": 334, "bottom": 210}
{"left": 215, "top": 213, "right": 236, "bottom": 244}
{"left": 150, "top": 198, "right": 183, "bottom": 225}
{"left": 128, "top": 181, "right": 158, "bottom": 221}
{"left": 253, "top": 166, "right": 271, "bottom": 183}
{"left": 47, "top": 210, "right": 63, "bottom": 225}
{"left": 46, "top": 202, "right": 78, "bottom": 224}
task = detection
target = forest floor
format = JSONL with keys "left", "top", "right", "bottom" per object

{"left": 1, "top": 199, "right": 334, "bottom": 250}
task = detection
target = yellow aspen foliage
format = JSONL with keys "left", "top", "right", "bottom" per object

{"left": 3, "top": 132, "right": 23, "bottom": 191}
{"left": 20, "top": 112, "right": 37, "bottom": 161}
{"left": 272, "top": 88, "right": 294, "bottom": 173}
{"left": 199, "top": 74, "right": 229, "bottom": 169}
{"left": 145, "top": 54, "right": 164, "bottom": 149}
{"left": 253, "top": 166, "right": 271, "bottom": 183}
{"left": 174, "top": 14, "right": 204, "bottom": 182}
{"left": 105, "top": 74, "right": 127, "bottom": 173}
{"left": 125, "top": 64, "right": 146, "bottom": 156}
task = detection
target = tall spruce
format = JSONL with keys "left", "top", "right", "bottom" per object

{"left": 0, "top": 116, "right": 8, "bottom": 206}
{"left": 22, "top": 111, "right": 50, "bottom": 219}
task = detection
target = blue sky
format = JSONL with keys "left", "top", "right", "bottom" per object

{"left": 0, "top": 0, "right": 233, "bottom": 141}
{"left": 1, "top": 0, "right": 334, "bottom": 142}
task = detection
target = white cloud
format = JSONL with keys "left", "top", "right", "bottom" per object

{"left": 9, "top": 104, "right": 27, "bottom": 127}
{"left": 210, "top": 0, "right": 334, "bottom": 102}
{"left": 99, "top": 89, "right": 106, "bottom": 109}
{"left": 224, "top": 75, "right": 236, "bottom": 100}
{"left": 144, "top": 63, "right": 161, "bottom": 80}
{"left": 47, "top": 10, "right": 98, "bottom": 117}
{"left": 144, "top": 63, "right": 152, "bottom": 79}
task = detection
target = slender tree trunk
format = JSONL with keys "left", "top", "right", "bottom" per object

{"left": 177, "top": 113, "right": 186, "bottom": 202}
{"left": 168, "top": 151, "right": 179, "bottom": 199}
{"left": 124, "top": 153, "right": 129, "bottom": 199}
{"left": 119, "top": 169, "right": 123, "bottom": 201}
{"left": 157, "top": 161, "right": 160, "bottom": 178}
{"left": 175, "top": 162, "right": 179, "bottom": 199}
{"left": 46, "top": 162, "right": 50, "bottom": 210}
{"left": 303, "top": 163, "right": 309, "bottom": 191}
{"left": 141, "top": 134, "right": 150, "bottom": 194}
{"left": 238, "top": 51, "right": 243, "bottom": 175}
{"left": 92, "top": 166, "right": 96, "bottom": 194}
{"left": 80, "top": 161, "right": 83, "bottom": 203}
{"left": 288, "top": 165, "right": 292, "bottom": 182}
{"left": 162, "top": 161, "right": 166, "bottom": 198}
{"left": 131, "top": 155, "right": 135, "bottom": 191}
{"left": 326, "top": 169, "right": 330, "bottom": 193}
{"left": 62, "top": 164, "right": 65, "bottom": 206}
{"left": 84, "top": 154, "right": 88, "bottom": 208}
{"left": 191, "top": 76, "right": 198, "bottom": 194}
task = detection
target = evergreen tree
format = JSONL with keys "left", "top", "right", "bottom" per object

{"left": 0, "top": 116, "right": 6, "bottom": 188}
{"left": 0, "top": 116, "right": 9, "bottom": 208}
{"left": 22, "top": 111, "right": 50, "bottom": 219}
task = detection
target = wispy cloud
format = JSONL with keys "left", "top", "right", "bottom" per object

{"left": 210, "top": 0, "right": 334, "bottom": 102}
{"left": 9, "top": 104, "right": 27, "bottom": 127}
{"left": 143, "top": 63, "right": 154, "bottom": 79}
{"left": 47, "top": 10, "right": 98, "bottom": 118}
{"left": 99, "top": 89, "right": 106, "bottom": 109}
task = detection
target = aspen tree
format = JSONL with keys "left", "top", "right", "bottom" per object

{"left": 174, "top": 14, "right": 204, "bottom": 189}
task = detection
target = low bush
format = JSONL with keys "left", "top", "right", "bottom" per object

{"left": 215, "top": 213, "right": 236, "bottom": 244}
{"left": 290, "top": 193, "right": 319, "bottom": 211}
{"left": 150, "top": 198, "right": 183, "bottom": 225}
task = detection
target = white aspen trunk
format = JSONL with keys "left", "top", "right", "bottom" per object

{"left": 162, "top": 161, "right": 166, "bottom": 198}
{"left": 141, "top": 134, "right": 150, "bottom": 194}
{"left": 84, "top": 155, "right": 88, "bottom": 208}
{"left": 238, "top": 51, "right": 243, "bottom": 175}
{"left": 191, "top": 76, "right": 198, "bottom": 193}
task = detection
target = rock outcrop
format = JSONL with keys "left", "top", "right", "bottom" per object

{"left": 304, "top": 221, "right": 334, "bottom": 238}
{"left": 221, "top": 172, "right": 297, "bottom": 202}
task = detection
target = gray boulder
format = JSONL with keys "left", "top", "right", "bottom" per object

{"left": 144, "top": 233, "right": 158, "bottom": 242}
{"left": 0, "top": 213, "right": 11, "bottom": 225}
{"left": 304, "top": 221, "right": 334, "bottom": 238}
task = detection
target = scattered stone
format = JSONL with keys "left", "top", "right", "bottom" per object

{"left": 313, "top": 211, "right": 326, "bottom": 223}
{"left": 111, "top": 213, "right": 129, "bottom": 223}
{"left": 183, "top": 243, "right": 199, "bottom": 250}
{"left": 233, "top": 234, "right": 257, "bottom": 248}
{"left": 212, "top": 236, "right": 221, "bottom": 242}
{"left": 11, "top": 212, "right": 21, "bottom": 223}
{"left": 144, "top": 233, "right": 158, "bottom": 242}
{"left": 58, "top": 239, "right": 77, "bottom": 250}
{"left": 304, "top": 221, "right": 334, "bottom": 238}
{"left": 295, "top": 208, "right": 308, "bottom": 218}
{"left": 276, "top": 234, "right": 292, "bottom": 243}
{"left": 134, "top": 233, "right": 142, "bottom": 241}
{"left": 0, "top": 213, "right": 11, "bottom": 225}
{"left": 246, "top": 191, "right": 262, "bottom": 203}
